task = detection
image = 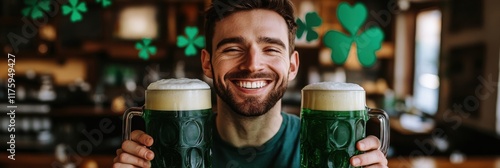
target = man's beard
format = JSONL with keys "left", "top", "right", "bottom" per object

{"left": 213, "top": 70, "right": 287, "bottom": 117}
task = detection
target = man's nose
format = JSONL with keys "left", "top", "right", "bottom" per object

{"left": 240, "top": 47, "right": 264, "bottom": 72}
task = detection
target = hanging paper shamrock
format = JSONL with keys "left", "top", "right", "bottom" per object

{"left": 22, "top": 0, "right": 51, "bottom": 19}
{"left": 323, "top": 2, "right": 384, "bottom": 67}
{"left": 177, "top": 27, "right": 205, "bottom": 56}
{"left": 296, "top": 12, "right": 323, "bottom": 42}
{"left": 136, "top": 38, "right": 157, "bottom": 60}
{"left": 96, "top": 0, "right": 112, "bottom": 8}
{"left": 62, "top": 0, "right": 87, "bottom": 22}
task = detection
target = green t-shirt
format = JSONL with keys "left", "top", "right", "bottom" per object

{"left": 213, "top": 112, "right": 300, "bottom": 168}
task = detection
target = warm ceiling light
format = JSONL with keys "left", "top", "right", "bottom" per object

{"left": 38, "top": 44, "right": 48, "bottom": 54}
{"left": 40, "top": 24, "right": 57, "bottom": 41}
{"left": 117, "top": 6, "right": 158, "bottom": 40}
{"left": 398, "top": 0, "right": 410, "bottom": 11}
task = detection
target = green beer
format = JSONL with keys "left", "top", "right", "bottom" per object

{"left": 144, "top": 109, "right": 212, "bottom": 168}
{"left": 300, "top": 82, "right": 389, "bottom": 168}
{"left": 124, "top": 78, "right": 213, "bottom": 168}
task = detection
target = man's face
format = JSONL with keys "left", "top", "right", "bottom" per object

{"left": 202, "top": 9, "right": 299, "bottom": 117}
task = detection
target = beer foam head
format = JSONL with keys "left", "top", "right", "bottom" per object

{"left": 303, "top": 82, "right": 364, "bottom": 91}
{"left": 302, "top": 82, "right": 365, "bottom": 111}
{"left": 147, "top": 78, "right": 210, "bottom": 90}
{"left": 146, "top": 78, "right": 211, "bottom": 111}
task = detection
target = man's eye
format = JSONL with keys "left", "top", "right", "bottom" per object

{"left": 223, "top": 48, "right": 242, "bottom": 53}
{"left": 265, "top": 48, "right": 282, "bottom": 54}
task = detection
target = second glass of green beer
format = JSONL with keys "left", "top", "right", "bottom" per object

{"left": 300, "top": 82, "right": 390, "bottom": 168}
{"left": 123, "top": 78, "right": 212, "bottom": 168}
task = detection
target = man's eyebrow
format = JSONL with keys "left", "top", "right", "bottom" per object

{"left": 215, "top": 37, "right": 244, "bottom": 50}
{"left": 258, "top": 37, "right": 286, "bottom": 49}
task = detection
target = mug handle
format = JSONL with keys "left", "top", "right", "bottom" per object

{"left": 122, "top": 106, "right": 144, "bottom": 141}
{"left": 367, "top": 108, "right": 390, "bottom": 156}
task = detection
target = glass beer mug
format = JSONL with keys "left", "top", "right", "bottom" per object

{"left": 123, "top": 78, "right": 213, "bottom": 168}
{"left": 300, "top": 82, "right": 390, "bottom": 168}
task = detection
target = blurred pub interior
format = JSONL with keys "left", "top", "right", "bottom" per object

{"left": 0, "top": 0, "right": 500, "bottom": 167}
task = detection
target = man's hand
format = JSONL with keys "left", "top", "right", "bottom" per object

{"left": 113, "top": 130, "right": 155, "bottom": 168}
{"left": 350, "top": 135, "right": 388, "bottom": 168}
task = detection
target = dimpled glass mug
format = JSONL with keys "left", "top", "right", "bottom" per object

{"left": 299, "top": 82, "right": 389, "bottom": 168}
{"left": 123, "top": 78, "right": 212, "bottom": 168}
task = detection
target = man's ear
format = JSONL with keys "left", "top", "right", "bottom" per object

{"left": 201, "top": 49, "right": 213, "bottom": 79}
{"left": 288, "top": 51, "right": 300, "bottom": 81}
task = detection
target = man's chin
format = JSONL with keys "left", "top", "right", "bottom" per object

{"left": 229, "top": 101, "right": 269, "bottom": 117}
{"left": 232, "top": 108, "right": 268, "bottom": 117}
{"left": 215, "top": 81, "right": 285, "bottom": 118}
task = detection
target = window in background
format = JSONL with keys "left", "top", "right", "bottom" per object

{"left": 295, "top": 0, "right": 320, "bottom": 47}
{"left": 497, "top": 47, "right": 500, "bottom": 135}
{"left": 413, "top": 9, "right": 442, "bottom": 115}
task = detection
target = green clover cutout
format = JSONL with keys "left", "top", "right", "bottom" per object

{"left": 136, "top": 38, "right": 157, "bottom": 60}
{"left": 177, "top": 27, "right": 205, "bottom": 56}
{"left": 323, "top": 2, "right": 384, "bottom": 67}
{"left": 337, "top": 2, "right": 367, "bottom": 36}
{"left": 296, "top": 12, "right": 323, "bottom": 42}
{"left": 62, "top": 0, "right": 87, "bottom": 22}
{"left": 96, "top": 0, "right": 112, "bottom": 8}
{"left": 324, "top": 31, "right": 352, "bottom": 65}
{"left": 355, "top": 28, "right": 384, "bottom": 66}
{"left": 22, "top": 0, "right": 51, "bottom": 19}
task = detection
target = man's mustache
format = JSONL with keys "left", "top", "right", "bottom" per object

{"left": 225, "top": 70, "right": 277, "bottom": 79}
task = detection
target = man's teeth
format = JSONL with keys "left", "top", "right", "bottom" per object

{"left": 237, "top": 81, "right": 267, "bottom": 89}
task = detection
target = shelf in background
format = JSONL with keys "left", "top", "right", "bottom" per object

{"left": 50, "top": 106, "right": 121, "bottom": 117}
{"left": 0, "top": 104, "right": 121, "bottom": 117}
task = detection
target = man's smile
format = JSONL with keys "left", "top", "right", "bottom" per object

{"left": 234, "top": 80, "right": 269, "bottom": 89}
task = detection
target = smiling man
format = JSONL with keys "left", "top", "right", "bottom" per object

{"left": 113, "top": 0, "right": 388, "bottom": 167}
{"left": 206, "top": 8, "right": 296, "bottom": 118}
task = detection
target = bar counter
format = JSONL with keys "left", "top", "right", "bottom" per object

{"left": 1, "top": 153, "right": 499, "bottom": 168}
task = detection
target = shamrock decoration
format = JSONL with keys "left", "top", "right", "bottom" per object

{"left": 22, "top": 0, "right": 51, "bottom": 19}
{"left": 135, "top": 38, "right": 157, "bottom": 60}
{"left": 296, "top": 12, "right": 323, "bottom": 42}
{"left": 177, "top": 27, "right": 205, "bottom": 56}
{"left": 96, "top": 0, "right": 112, "bottom": 8}
{"left": 323, "top": 2, "right": 384, "bottom": 67}
{"left": 62, "top": 0, "right": 87, "bottom": 22}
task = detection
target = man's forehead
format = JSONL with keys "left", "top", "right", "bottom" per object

{"left": 212, "top": 9, "right": 289, "bottom": 43}
{"left": 218, "top": 9, "right": 281, "bottom": 22}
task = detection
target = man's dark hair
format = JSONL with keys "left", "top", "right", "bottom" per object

{"left": 204, "top": 0, "right": 297, "bottom": 55}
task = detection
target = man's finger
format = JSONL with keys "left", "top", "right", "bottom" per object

{"left": 364, "top": 164, "right": 389, "bottom": 168}
{"left": 357, "top": 135, "right": 381, "bottom": 151}
{"left": 112, "top": 162, "right": 142, "bottom": 168}
{"left": 350, "top": 149, "right": 387, "bottom": 167}
{"left": 115, "top": 151, "right": 152, "bottom": 168}
{"left": 121, "top": 140, "right": 155, "bottom": 161}
{"left": 130, "top": 130, "right": 154, "bottom": 147}
{"left": 116, "top": 149, "right": 123, "bottom": 156}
